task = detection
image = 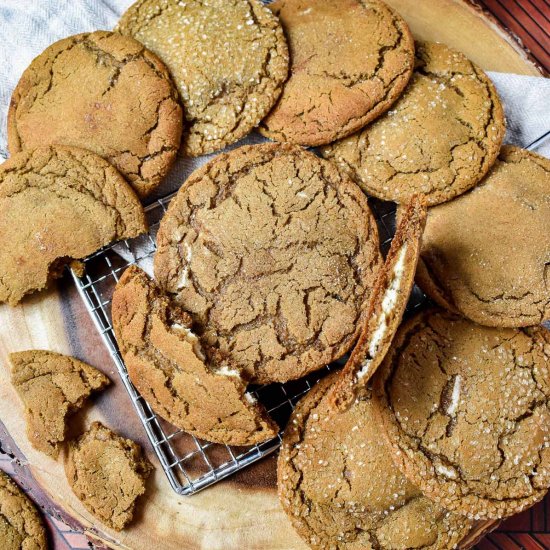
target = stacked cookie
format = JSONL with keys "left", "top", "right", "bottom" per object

{"left": 112, "top": 142, "right": 383, "bottom": 445}
{"left": 1, "top": 0, "right": 549, "bottom": 545}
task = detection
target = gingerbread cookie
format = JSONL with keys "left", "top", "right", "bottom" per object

{"left": 154, "top": 143, "right": 381, "bottom": 384}
{"left": 259, "top": 0, "right": 414, "bottom": 147}
{"left": 278, "top": 373, "right": 473, "bottom": 549}
{"left": 0, "top": 471, "right": 47, "bottom": 550}
{"left": 329, "top": 195, "right": 427, "bottom": 412}
{"left": 0, "top": 146, "right": 147, "bottom": 306}
{"left": 65, "top": 421, "right": 153, "bottom": 531}
{"left": 8, "top": 31, "right": 182, "bottom": 198}
{"left": 417, "top": 146, "right": 550, "bottom": 327}
{"left": 10, "top": 350, "right": 110, "bottom": 458}
{"left": 322, "top": 41, "right": 505, "bottom": 205}
{"left": 375, "top": 308, "right": 550, "bottom": 519}
{"left": 112, "top": 265, "right": 278, "bottom": 445}
{"left": 117, "top": 0, "right": 288, "bottom": 156}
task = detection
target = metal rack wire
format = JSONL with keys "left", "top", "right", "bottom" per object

{"left": 72, "top": 192, "right": 426, "bottom": 495}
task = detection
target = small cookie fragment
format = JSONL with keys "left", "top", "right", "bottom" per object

{"left": 0, "top": 146, "right": 147, "bottom": 306}
{"left": 279, "top": 373, "right": 473, "bottom": 550}
{"left": 154, "top": 143, "right": 381, "bottom": 384}
{"left": 65, "top": 421, "right": 153, "bottom": 531}
{"left": 117, "top": 0, "right": 288, "bottom": 156}
{"left": 112, "top": 265, "right": 278, "bottom": 445}
{"left": 329, "top": 195, "right": 427, "bottom": 412}
{"left": 0, "top": 471, "right": 48, "bottom": 550}
{"left": 417, "top": 146, "right": 550, "bottom": 327}
{"left": 10, "top": 350, "right": 110, "bottom": 458}
{"left": 322, "top": 41, "right": 505, "bottom": 205}
{"left": 259, "top": 0, "right": 415, "bottom": 146}
{"left": 375, "top": 308, "right": 550, "bottom": 519}
{"left": 8, "top": 31, "right": 182, "bottom": 198}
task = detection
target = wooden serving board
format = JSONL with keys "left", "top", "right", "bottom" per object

{"left": 0, "top": 2, "right": 543, "bottom": 549}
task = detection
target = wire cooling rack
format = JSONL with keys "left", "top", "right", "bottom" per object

{"left": 71, "top": 192, "right": 426, "bottom": 495}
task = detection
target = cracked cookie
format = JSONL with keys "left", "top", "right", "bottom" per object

{"left": 117, "top": 0, "right": 288, "bottom": 157}
{"left": 0, "top": 471, "right": 47, "bottom": 550}
{"left": 259, "top": 0, "right": 415, "bottom": 147}
{"left": 417, "top": 146, "right": 550, "bottom": 327}
{"left": 8, "top": 30, "right": 182, "bottom": 198}
{"left": 154, "top": 143, "right": 382, "bottom": 384}
{"left": 112, "top": 265, "right": 278, "bottom": 445}
{"left": 0, "top": 146, "right": 147, "bottom": 306}
{"left": 278, "top": 373, "right": 473, "bottom": 549}
{"left": 321, "top": 41, "right": 505, "bottom": 205}
{"left": 374, "top": 308, "right": 550, "bottom": 519}
{"left": 10, "top": 350, "right": 110, "bottom": 458}
{"left": 65, "top": 421, "right": 153, "bottom": 531}
{"left": 329, "top": 195, "right": 427, "bottom": 412}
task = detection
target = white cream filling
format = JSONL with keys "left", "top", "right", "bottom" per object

{"left": 446, "top": 375, "right": 462, "bottom": 416}
{"left": 216, "top": 365, "right": 241, "bottom": 378}
{"left": 244, "top": 392, "right": 257, "bottom": 405}
{"left": 380, "top": 243, "right": 409, "bottom": 315}
{"left": 357, "top": 244, "right": 408, "bottom": 380}
{"left": 176, "top": 242, "right": 193, "bottom": 290}
{"left": 170, "top": 323, "right": 205, "bottom": 360}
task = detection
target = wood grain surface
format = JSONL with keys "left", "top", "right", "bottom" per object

{"left": 0, "top": 1, "right": 546, "bottom": 549}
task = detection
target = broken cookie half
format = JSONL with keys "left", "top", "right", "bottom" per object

{"left": 329, "top": 195, "right": 427, "bottom": 412}
{"left": 0, "top": 146, "right": 147, "bottom": 306}
{"left": 112, "top": 265, "right": 279, "bottom": 446}
{"left": 10, "top": 350, "right": 110, "bottom": 458}
{"left": 65, "top": 421, "right": 153, "bottom": 531}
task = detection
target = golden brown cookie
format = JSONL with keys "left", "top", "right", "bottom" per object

{"left": 329, "top": 195, "right": 427, "bottom": 412}
{"left": 117, "top": 0, "right": 288, "bottom": 157}
{"left": 0, "top": 471, "right": 47, "bottom": 550}
{"left": 154, "top": 143, "right": 381, "bottom": 384}
{"left": 8, "top": 31, "right": 182, "bottom": 198}
{"left": 10, "top": 350, "right": 110, "bottom": 458}
{"left": 0, "top": 146, "right": 147, "bottom": 306}
{"left": 278, "top": 373, "right": 473, "bottom": 549}
{"left": 417, "top": 146, "right": 550, "bottom": 327}
{"left": 259, "top": 0, "right": 414, "bottom": 147}
{"left": 321, "top": 41, "right": 505, "bottom": 206}
{"left": 374, "top": 308, "right": 550, "bottom": 519}
{"left": 112, "top": 265, "right": 278, "bottom": 445}
{"left": 64, "top": 421, "right": 153, "bottom": 531}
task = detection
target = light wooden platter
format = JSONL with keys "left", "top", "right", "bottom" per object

{"left": 0, "top": 1, "right": 543, "bottom": 549}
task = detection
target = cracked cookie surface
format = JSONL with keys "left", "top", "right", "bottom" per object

{"left": 329, "top": 195, "right": 427, "bottom": 413}
{"left": 112, "top": 265, "right": 278, "bottom": 445}
{"left": 417, "top": 146, "right": 550, "bottom": 327}
{"left": 321, "top": 41, "right": 505, "bottom": 205}
{"left": 0, "top": 471, "right": 47, "bottom": 550}
{"left": 65, "top": 421, "right": 153, "bottom": 531}
{"left": 10, "top": 350, "right": 110, "bottom": 458}
{"left": 278, "top": 373, "right": 473, "bottom": 549}
{"left": 8, "top": 30, "right": 182, "bottom": 198}
{"left": 259, "top": 0, "right": 415, "bottom": 147}
{"left": 0, "top": 146, "right": 147, "bottom": 306}
{"left": 374, "top": 308, "right": 550, "bottom": 519}
{"left": 117, "top": 0, "right": 288, "bottom": 157}
{"left": 154, "top": 143, "right": 381, "bottom": 384}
